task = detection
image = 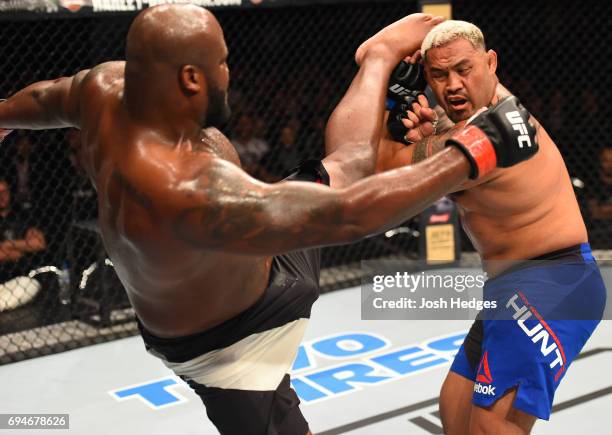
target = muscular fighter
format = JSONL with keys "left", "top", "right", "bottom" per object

{"left": 0, "top": 8, "right": 537, "bottom": 434}
{"left": 375, "top": 20, "right": 607, "bottom": 435}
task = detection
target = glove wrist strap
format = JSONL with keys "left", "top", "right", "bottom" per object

{"left": 448, "top": 125, "right": 497, "bottom": 180}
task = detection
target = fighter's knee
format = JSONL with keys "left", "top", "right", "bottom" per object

{"left": 469, "top": 411, "right": 531, "bottom": 435}
{"left": 438, "top": 382, "right": 451, "bottom": 424}
{"left": 439, "top": 403, "right": 452, "bottom": 434}
{"left": 439, "top": 385, "right": 467, "bottom": 434}
{"left": 468, "top": 414, "right": 488, "bottom": 435}
{"left": 469, "top": 411, "right": 511, "bottom": 435}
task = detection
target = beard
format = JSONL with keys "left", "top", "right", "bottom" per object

{"left": 206, "top": 85, "right": 231, "bottom": 128}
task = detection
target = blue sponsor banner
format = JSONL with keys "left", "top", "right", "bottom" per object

{"left": 109, "top": 331, "right": 466, "bottom": 409}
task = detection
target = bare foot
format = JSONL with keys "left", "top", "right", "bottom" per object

{"left": 355, "top": 13, "right": 445, "bottom": 65}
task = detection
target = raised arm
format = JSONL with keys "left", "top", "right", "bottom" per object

{"left": 378, "top": 121, "right": 465, "bottom": 172}
{"left": 377, "top": 90, "right": 463, "bottom": 172}
{"left": 376, "top": 85, "right": 538, "bottom": 194}
{"left": 323, "top": 13, "right": 444, "bottom": 188}
{"left": 169, "top": 150, "right": 471, "bottom": 255}
{"left": 0, "top": 69, "right": 90, "bottom": 131}
{"left": 166, "top": 95, "right": 536, "bottom": 256}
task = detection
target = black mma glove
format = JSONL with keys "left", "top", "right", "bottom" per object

{"left": 387, "top": 61, "right": 427, "bottom": 105}
{"left": 386, "top": 61, "right": 427, "bottom": 144}
{"left": 387, "top": 102, "right": 412, "bottom": 145}
{"left": 446, "top": 96, "right": 538, "bottom": 180}
{"left": 284, "top": 159, "right": 330, "bottom": 186}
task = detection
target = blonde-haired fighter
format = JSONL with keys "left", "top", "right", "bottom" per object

{"left": 376, "top": 20, "right": 607, "bottom": 435}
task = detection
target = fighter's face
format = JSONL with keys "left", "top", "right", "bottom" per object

{"left": 424, "top": 38, "right": 498, "bottom": 122}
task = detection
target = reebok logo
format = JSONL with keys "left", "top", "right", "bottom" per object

{"left": 474, "top": 351, "right": 496, "bottom": 395}
{"left": 505, "top": 111, "right": 532, "bottom": 148}
{"left": 476, "top": 351, "right": 493, "bottom": 384}
{"left": 474, "top": 383, "right": 496, "bottom": 396}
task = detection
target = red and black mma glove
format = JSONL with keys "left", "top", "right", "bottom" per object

{"left": 445, "top": 96, "right": 538, "bottom": 180}
{"left": 386, "top": 61, "right": 427, "bottom": 145}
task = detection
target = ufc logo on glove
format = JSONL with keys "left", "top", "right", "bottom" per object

{"left": 506, "top": 111, "right": 533, "bottom": 148}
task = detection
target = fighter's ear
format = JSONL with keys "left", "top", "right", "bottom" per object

{"left": 179, "top": 65, "right": 205, "bottom": 94}
{"left": 486, "top": 49, "right": 498, "bottom": 74}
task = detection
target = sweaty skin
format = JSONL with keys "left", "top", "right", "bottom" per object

{"left": 0, "top": 8, "right": 470, "bottom": 337}
{"left": 378, "top": 38, "right": 586, "bottom": 275}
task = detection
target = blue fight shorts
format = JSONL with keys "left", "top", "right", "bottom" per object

{"left": 450, "top": 243, "right": 607, "bottom": 420}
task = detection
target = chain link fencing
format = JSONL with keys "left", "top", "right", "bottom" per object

{"left": 0, "top": 0, "right": 609, "bottom": 364}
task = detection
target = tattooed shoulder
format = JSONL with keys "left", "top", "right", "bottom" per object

{"left": 411, "top": 124, "right": 462, "bottom": 164}
{"left": 496, "top": 83, "right": 513, "bottom": 100}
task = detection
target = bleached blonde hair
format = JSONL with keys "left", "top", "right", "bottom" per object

{"left": 421, "top": 20, "right": 485, "bottom": 60}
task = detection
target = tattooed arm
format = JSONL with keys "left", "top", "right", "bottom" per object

{"left": 0, "top": 69, "right": 90, "bottom": 130}
{"left": 410, "top": 123, "right": 465, "bottom": 164}
{"left": 376, "top": 84, "right": 531, "bottom": 190}
{"left": 376, "top": 121, "right": 465, "bottom": 171}
{"left": 375, "top": 91, "right": 462, "bottom": 171}
{"left": 376, "top": 120, "right": 507, "bottom": 193}
{"left": 408, "top": 84, "right": 543, "bottom": 164}
{"left": 168, "top": 152, "right": 470, "bottom": 255}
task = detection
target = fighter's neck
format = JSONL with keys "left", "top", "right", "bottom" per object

{"left": 125, "top": 99, "right": 202, "bottom": 146}
{"left": 123, "top": 78, "right": 204, "bottom": 145}
{"left": 493, "top": 82, "right": 512, "bottom": 102}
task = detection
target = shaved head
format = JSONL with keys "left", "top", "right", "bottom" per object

{"left": 125, "top": 4, "right": 231, "bottom": 128}
{"left": 126, "top": 4, "right": 221, "bottom": 68}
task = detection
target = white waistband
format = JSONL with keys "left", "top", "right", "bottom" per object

{"left": 150, "top": 318, "right": 309, "bottom": 391}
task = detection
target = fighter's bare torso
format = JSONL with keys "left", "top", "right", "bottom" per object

{"left": 29, "top": 12, "right": 454, "bottom": 339}
{"left": 453, "top": 85, "right": 586, "bottom": 273}
{"left": 452, "top": 121, "right": 587, "bottom": 272}
{"left": 380, "top": 85, "right": 587, "bottom": 274}
{"left": 77, "top": 62, "right": 272, "bottom": 337}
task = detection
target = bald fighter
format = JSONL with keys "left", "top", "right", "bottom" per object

{"left": 375, "top": 20, "right": 607, "bottom": 435}
{"left": 0, "top": 8, "right": 537, "bottom": 434}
